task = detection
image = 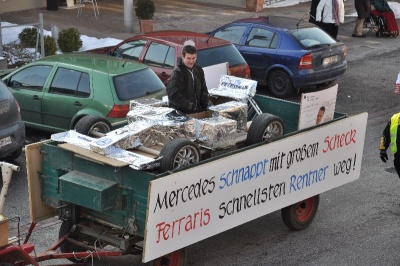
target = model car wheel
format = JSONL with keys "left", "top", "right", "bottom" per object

{"left": 246, "top": 113, "right": 284, "bottom": 146}
{"left": 59, "top": 221, "right": 90, "bottom": 263}
{"left": 159, "top": 138, "right": 201, "bottom": 172}
{"left": 4, "top": 147, "right": 22, "bottom": 161}
{"left": 74, "top": 115, "right": 111, "bottom": 137}
{"left": 281, "top": 195, "right": 320, "bottom": 231}
{"left": 146, "top": 248, "right": 187, "bottom": 266}
{"left": 268, "top": 69, "right": 295, "bottom": 98}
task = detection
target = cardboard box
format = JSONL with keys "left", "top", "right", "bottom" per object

{"left": 0, "top": 219, "right": 8, "bottom": 247}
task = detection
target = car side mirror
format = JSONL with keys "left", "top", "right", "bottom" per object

{"left": 10, "top": 80, "right": 22, "bottom": 88}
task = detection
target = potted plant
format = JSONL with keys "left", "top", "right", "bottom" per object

{"left": 135, "top": 0, "right": 155, "bottom": 34}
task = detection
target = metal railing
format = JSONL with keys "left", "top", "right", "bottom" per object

{"left": 0, "top": 13, "right": 45, "bottom": 59}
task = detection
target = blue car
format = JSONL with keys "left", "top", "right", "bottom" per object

{"left": 208, "top": 16, "right": 347, "bottom": 98}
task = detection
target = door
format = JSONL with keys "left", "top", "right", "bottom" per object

{"left": 239, "top": 26, "right": 279, "bottom": 82}
{"left": 41, "top": 67, "right": 93, "bottom": 131}
{"left": 142, "top": 41, "right": 175, "bottom": 84}
{"left": 6, "top": 65, "right": 53, "bottom": 126}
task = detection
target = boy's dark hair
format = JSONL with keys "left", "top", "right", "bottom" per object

{"left": 320, "top": 106, "right": 325, "bottom": 112}
{"left": 182, "top": 45, "right": 197, "bottom": 56}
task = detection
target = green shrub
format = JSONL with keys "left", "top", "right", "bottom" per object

{"left": 57, "top": 28, "right": 83, "bottom": 52}
{"left": 135, "top": 0, "right": 155, "bottom": 20}
{"left": 18, "top": 27, "right": 38, "bottom": 48}
{"left": 42, "top": 36, "right": 57, "bottom": 56}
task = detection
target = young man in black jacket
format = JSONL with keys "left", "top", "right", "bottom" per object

{"left": 166, "top": 44, "right": 209, "bottom": 114}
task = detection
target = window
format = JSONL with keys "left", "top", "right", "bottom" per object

{"left": 164, "top": 47, "right": 175, "bottom": 69}
{"left": 290, "top": 27, "right": 336, "bottom": 48}
{"left": 246, "top": 27, "right": 276, "bottom": 48}
{"left": 143, "top": 42, "right": 174, "bottom": 68}
{"left": 9, "top": 65, "right": 52, "bottom": 91}
{"left": 50, "top": 68, "right": 90, "bottom": 97}
{"left": 113, "top": 39, "right": 146, "bottom": 61}
{"left": 113, "top": 68, "right": 165, "bottom": 101}
{"left": 197, "top": 44, "right": 247, "bottom": 68}
{"left": 213, "top": 25, "right": 247, "bottom": 45}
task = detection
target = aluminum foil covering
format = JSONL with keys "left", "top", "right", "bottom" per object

{"left": 137, "top": 120, "right": 196, "bottom": 147}
{"left": 208, "top": 75, "right": 257, "bottom": 102}
{"left": 127, "top": 105, "right": 190, "bottom": 126}
{"left": 50, "top": 130, "right": 159, "bottom": 170}
{"left": 51, "top": 130, "right": 94, "bottom": 149}
{"left": 209, "top": 101, "right": 247, "bottom": 131}
{"left": 194, "top": 116, "right": 237, "bottom": 149}
{"left": 89, "top": 123, "right": 150, "bottom": 154}
{"left": 130, "top": 98, "right": 164, "bottom": 111}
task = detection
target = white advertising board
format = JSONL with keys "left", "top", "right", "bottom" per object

{"left": 298, "top": 85, "right": 338, "bottom": 130}
{"left": 143, "top": 112, "right": 368, "bottom": 262}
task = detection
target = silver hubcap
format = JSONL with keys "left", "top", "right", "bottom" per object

{"left": 262, "top": 121, "right": 284, "bottom": 141}
{"left": 173, "top": 145, "right": 200, "bottom": 169}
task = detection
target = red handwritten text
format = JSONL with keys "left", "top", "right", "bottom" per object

{"left": 323, "top": 129, "right": 356, "bottom": 153}
{"left": 156, "top": 208, "right": 210, "bottom": 243}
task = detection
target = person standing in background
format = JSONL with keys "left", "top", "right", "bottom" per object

{"left": 352, "top": 0, "right": 371, "bottom": 37}
{"left": 315, "top": 0, "right": 345, "bottom": 40}
{"left": 309, "top": 0, "right": 323, "bottom": 27}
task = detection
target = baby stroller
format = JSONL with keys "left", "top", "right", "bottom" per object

{"left": 364, "top": 0, "right": 399, "bottom": 37}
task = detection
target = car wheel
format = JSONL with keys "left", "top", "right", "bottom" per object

{"left": 145, "top": 248, "right": 187, "bottom": 266}
{"left": 4, "top": 147, "right": 23, "bottom": 162}
{"left": 159, "top": 138, "right": 201, "bottom": 172}
{"left": 268, "top": 69, "right": 295, "bottom": 98}
{"left": 281, "top": 195, "right": 320, "bottom": 231}
{"left": 74, "top": 115, "right": 111, "bottom": 137}
{"left": 246, "top": 113, "right": 284, "bottom": 146}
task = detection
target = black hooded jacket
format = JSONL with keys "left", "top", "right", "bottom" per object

{"left": 166, "top": 57, "right": 209, "bottom": 114}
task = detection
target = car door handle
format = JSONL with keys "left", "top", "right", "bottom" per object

{"left": 74, "top": 101, "right": 82, "bottom": 107}
{"left": 32, "top": 95, "right": 41, "bottom": 100}
{"left": 261, "top": 54, "right": 269, "bottom": 58}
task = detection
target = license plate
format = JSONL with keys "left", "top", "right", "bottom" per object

{"left": 322, "top": 55, "right": 339, "bottom": 66}
{"left": 0, "top": 136, "right": 12, "bottom": 148}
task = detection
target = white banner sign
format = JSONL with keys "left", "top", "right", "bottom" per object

{"left": 143, "top": 113, "right": 368, "bottom": 262}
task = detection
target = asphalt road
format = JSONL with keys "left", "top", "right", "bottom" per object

{"left": 2, "top": 26, "right": 400, "bottom": 266}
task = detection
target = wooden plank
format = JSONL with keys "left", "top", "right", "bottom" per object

{"left": 26, "top": 141, "right": 57, "bottom": 223}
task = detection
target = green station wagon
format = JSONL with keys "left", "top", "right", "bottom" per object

{"left": 2, "top": 53, "right": 166, "bottom": 136}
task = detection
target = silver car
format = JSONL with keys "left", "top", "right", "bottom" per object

{"left": 0, "top": 80, "right": 25, "bottom": 161}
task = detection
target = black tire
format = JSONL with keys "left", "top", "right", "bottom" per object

{"left": 246, "top": 113, "right": 284, "bottom": 146}
{"left": 4, "top": 147, "right": 23, "bottom": 161}
{"left": 146, "top": 248, "right": 187, "bottom": 266}
{"left": 159, "top": 138, "right": 201, "bottom": 172}
{"left": 268, "top": 69, "right": 295, "bottom": 98}
{"left": 74, "top": 115, "right": 111, "bottom": 137}
{"left": 58, "top": 221, "right": 89, "bottom": 263}
{"left": 281, "top": 195, "right": 320, "bottom": 231}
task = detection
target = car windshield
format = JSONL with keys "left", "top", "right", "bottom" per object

{"left": 197, "top": 44, "right": 247, "bottom": 68}
{"left": 113, "top": 68, "right": 165, "bottom": 101}
{"left": 289, "top": 27, "right": 336, "bottom": 48}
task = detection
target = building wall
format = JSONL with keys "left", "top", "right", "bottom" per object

{"left": 0, "top": 0, "right": 45, "bottom": 14}
{"left": 186, "top": 0, "right": 245, "bottom": 8}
